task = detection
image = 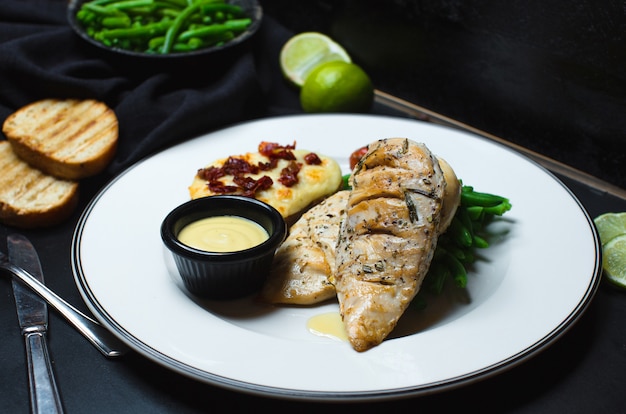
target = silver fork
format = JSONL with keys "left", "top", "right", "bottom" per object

{"left": 0, "top": 250, "right": 129, "bottom": 358}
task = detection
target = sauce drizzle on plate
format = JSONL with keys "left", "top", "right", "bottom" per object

{"left": 307, "top": 312, "right": 348, "bottom": 342}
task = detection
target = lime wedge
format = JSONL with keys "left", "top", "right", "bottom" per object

{"left": 594, "top": 212, "right": 626, "bottom": 246}
{"left": 602, "top": 234, "right": 626, "bottom": 289}
{"left": 280, "top": 32, "right": 352, "bottom": 87}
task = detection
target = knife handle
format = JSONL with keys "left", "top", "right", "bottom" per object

{"left": 24, "top": 331, "right": 64, "bottom": 414}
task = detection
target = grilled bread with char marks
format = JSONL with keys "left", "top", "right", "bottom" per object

{"left": 2, "top": 99, "right": 118, "bottom": 180}
{"left": 0, "top": 141, "right": 78, "bottom": 228}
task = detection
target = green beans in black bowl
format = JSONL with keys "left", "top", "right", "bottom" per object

{"left": 67, "top": 0, "right": 262, "bottom": 58}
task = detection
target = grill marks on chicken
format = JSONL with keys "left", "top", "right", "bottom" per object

{"left": 334, "top": 138, "right": 446, "bottom": 352}
{"left": 259, "top": 138, "right": 458, "bottom": 352}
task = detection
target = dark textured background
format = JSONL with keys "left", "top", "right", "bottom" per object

{"left": 263, "top": 0, "right": 626, "bottom": 191}
{"left": 1, "top": 1, "right": 625, "bottom": 413}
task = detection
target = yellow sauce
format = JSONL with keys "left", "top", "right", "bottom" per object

{"left": 307, "top": 312, "right": 348, "bottom": 342}
{"left": 178, "top": 216, "right": 268, "bottom": 252}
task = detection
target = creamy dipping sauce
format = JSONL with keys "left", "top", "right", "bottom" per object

{"left": 178, "top": 216, "right": 269, "bottom": 252}
{"left": 307, "top": 312, "right": 348, "bottom": 342}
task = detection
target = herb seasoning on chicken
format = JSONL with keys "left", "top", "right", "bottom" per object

{"left": 334, "top": 138, "right": 447, "bottom": 352}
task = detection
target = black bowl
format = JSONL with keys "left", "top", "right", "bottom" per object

{"left": 67, "top": 0, "right": 262, "bottom": 59}
{"left": 161, "top": 196, "right": 287, "bottom": 300}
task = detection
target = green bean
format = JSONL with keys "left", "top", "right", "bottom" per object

{"left": 89, "top": 0, "right": 128, "bottom": 7}
{"left": 444, "top": 243, "right": 473, "bottom": 263}
{"left": 161, "top": 0, "right": 226, "bottom": 53}
{"left": 447, "top": 253, "right": 468, "bottom": 288}
{"left": 466, "top": 205, "right": 484, "bottom": 221}
{"left": 461, "top": 250, "right": 475, "bottom": 264}
{"left": 200, "top": 3, "right": 244, "bottom": 13}
{"left": 426, "top": 262, "right": 450, "bottom": 295}
{"left": 101, "top": 15, "right": 132, "bottom": 28}
{"left": 418, "top": 184, "right": 511, "bottom": 307}
{"left": 75, "top": 0, "right": 251, "bottom": 54}
{"left": 448, "top": 217, "right": 473, "bottom": 247}
{"left": 456, "top": 206, "right": 476, "bottom": 242}
{"left": 177, "top": 18, "right": 250, "bottom": 41}
{"left": 160, "top": 2, "right": 196, "bottom": 52}
{"left": 170, "top": 42, "right": 193, "bottom": 52}
{"left": 483, "top": 201, "right": 513, "bottom": 216}
{"left": 461, "top": 186, "right": 510, "bottom": 207}
{"left": 76, "top": 10, "right": 98, "bottom": 25}
{"left": 157, "top": 7, "right": 183, "bottom": 18}
{"left": 95, "top": 19, "right": 172, "bottom": 40}
{"left": 472, "top": 234, "right": 489, "bottom": 249}
{"left": 91, "top": 0, "right": 186, "bottom": 7}
{"left": 148, "top": 35, "right": 165, "bottom": 50}
{"left": 160, "top": 0, "right": 187, "bottom": 7}
{"left": 163, "top": 36, "right": 206, "bottom": 52}
{"left": 106, "top": 0, "right": 157, "bottom": 10}
{"left": 81, "top": 3, "right": 125, "bottom": 16}
{"left": 342, "top": 174, "right": 351, "bottom": 190}
{"left": 187, "top": 37, "right": 205, "bottom": 48}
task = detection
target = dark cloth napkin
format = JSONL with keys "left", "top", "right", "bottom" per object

{"left": 0, "top": 0, "right": 301, "bottom": 175}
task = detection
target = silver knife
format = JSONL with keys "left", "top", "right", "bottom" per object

{"left": 0, "top": 243, "right": 129, "bottom": 358}
{"left": 9, "top": 234, "right": 64, "bottom": 414}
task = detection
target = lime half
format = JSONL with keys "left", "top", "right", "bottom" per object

{"left": 602, "top": 234, "right": 626, "bottom": 289}
{"left": 300, "top": 61, "right": 374, "bottom": 113}
{"left": 594, "top": 212, "right": 626, "bottom": 246}
{"left": 280, "top": 32, "right": 352, "bottom": 87}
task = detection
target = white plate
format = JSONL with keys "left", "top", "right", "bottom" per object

{"left": 72, "top": 114, "right": 601, "bottom": 401}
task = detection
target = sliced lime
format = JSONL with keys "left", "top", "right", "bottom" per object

{"left": 279, "top": 32, "right": 351, "bottom": 87}
{"left": 594, "top": 212, "right": 626, "bottom": 246}
{"left": 602, "top": 233, "right": 626, "bottom": 289}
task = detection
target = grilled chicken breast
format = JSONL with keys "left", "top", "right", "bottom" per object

{"left": 334, "top": 138, "right": 446, "bottom": 352}
{"left": 261, "top": 144, "right": 461, "bottom": 311}
{"left": 260, "top": 190, "right": 349, "bottom": 304}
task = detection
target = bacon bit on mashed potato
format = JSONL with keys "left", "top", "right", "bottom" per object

{"left": 189, "top": 141, "right": 343, "bottom": 222}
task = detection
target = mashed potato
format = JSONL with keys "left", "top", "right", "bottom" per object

{"left": 189, "top": 145, "right": 342, "bottom": 221}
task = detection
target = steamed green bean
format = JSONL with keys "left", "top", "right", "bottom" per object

{"left": 75, "top": 0, "right": 253, "bottom": 54}
{"left": 422, "top": 184, "right": 511, "bottom": 297}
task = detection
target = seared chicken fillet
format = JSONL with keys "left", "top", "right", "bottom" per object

{"left": 334, "top": 138, "right": 447, "bottom": 352}
{"left": 260, "top": 190, "right": 349, "bottom": 304}
{"left": 261, "top": 147, "right": 461, "bottom": 311}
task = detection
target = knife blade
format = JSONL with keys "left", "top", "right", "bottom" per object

{"left": 9, "top": 234, "right": 64, "bottom": 414}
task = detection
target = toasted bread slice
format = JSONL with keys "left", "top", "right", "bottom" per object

{"left": 0, "top": 141, "right": 79, "bottom": 228}
{"left": 2, "top": 99, "right": 118, "bottom": 180}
